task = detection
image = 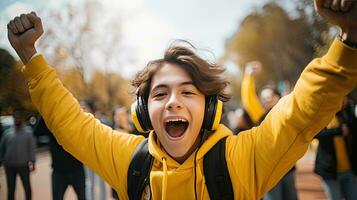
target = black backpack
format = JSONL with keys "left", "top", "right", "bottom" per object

{"left": 127, "top": 137, "right": 234, "bottom": 200}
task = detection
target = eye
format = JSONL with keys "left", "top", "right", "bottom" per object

{"left": 182, "top": 91, "right": 195, "bottom": 96}
{"left": 153, "top": 92, "right": 167, "bottom": 98}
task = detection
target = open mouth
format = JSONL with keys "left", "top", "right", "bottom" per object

{"left": 164, "top": 119, "right": 189, "bottom": 138}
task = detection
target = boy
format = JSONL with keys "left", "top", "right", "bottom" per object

{"left": 6, "top": 0, "right": 357, "bottom": 199}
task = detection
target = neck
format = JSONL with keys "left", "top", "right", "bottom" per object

{"left": 174, "top": 133, "right": 202, "bottom": 164}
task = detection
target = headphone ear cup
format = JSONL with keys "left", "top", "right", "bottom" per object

{"left": 204, "top": 96, "right": 222, "bottom": 131}
{"left": 131, "top": 102, "right": 145, "bottom": 133}
{"left": 131, "top": 95, "right": 153, "bottom": 133}
{"left": 211, "top": 99, "right": 222, "bottom": 131}
{"left": 139, "top": 95, "right": 153, "bottom": 131}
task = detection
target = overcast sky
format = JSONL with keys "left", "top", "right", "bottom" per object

{"left": 0, "top": 0, "right": 293, "bottom": 77}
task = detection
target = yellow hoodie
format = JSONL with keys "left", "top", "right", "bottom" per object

{"left": 22, "top": 39, "right": 357, "bottom": 199}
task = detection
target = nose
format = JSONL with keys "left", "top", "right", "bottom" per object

{"left": 165, "top": 93, "right": 183, "bottom": 110}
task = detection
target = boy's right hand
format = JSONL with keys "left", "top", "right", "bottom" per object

{"left": 7, "top": 12, "right": 43, "bottom": 64}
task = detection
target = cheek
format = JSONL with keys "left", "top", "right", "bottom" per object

{"left": 190, "top": 99, "right": 205, "bottom": 124}
{"left": 148, "top": 101, "right": 162, "bottom": 128}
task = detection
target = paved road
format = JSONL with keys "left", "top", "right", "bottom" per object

{"left": 0, "top": 149, "right": 327, "bottom": 200}
{"left": 0, "top": 150, "right": 113, "bottom": 200}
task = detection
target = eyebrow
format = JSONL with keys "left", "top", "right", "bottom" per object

{"left": 151, "top": 81, "right": 195, "bottom": 91}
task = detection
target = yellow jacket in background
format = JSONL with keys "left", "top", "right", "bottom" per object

{"left": 241, "top": 72, "right": 265, "bottom": 124}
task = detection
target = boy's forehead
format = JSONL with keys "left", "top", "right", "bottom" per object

{"left": 150, "top": 63, "right": 194, "bottom": 90}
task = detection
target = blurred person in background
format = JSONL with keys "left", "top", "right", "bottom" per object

{"left": 227, "top": 108, "right": 255, "bottom": 134}
{"left": 111, "top": 106, "right": 134, "bottom": 200}
{"left": 0, "top": 121, "right": 4, "bottom": 143}
{"left": 80, "top": 100, "right": 107, "bottom": 200}
{"left": 113, "top": 106, "right": 132, "bottom": 133}
{"left": 314, "top": 95, "right": 357, "bottom": 200}
{"left": 34, "top": 116, "right": 86, "bottom": 200}
{"left": 0, "top": 109, "right": 36, "bottom": 200}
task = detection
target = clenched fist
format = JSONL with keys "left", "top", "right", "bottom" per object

{"left": 7, "top": 12, "right": 43, "bottom": 64}
{"left": 315, "top": 0, "right": 357, "bottom": 42}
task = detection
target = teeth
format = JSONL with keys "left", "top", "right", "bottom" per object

{"left": 166, "top": 118, "right": 187, "bottom": 123}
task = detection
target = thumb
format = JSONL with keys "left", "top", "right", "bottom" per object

{"left": 27, "top": 12, "right": 43, "bottom": 33}
{"left": 7, "top": 23, "right": 16, "bottom": 37}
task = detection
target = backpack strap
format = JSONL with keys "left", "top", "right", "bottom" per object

{"left": 204, "top": 136, "right": 234, "bottom": 200}
{"left": 127, "top": 138, "right": 153, "bottom": 200}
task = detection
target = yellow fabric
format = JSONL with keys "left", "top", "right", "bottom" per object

{"left": 334, "top": 136, "right": 351, "bottom": 172}
{"left": 22, "top": 39, "right": 357, "bottom": 199}
{"left": 326, "top": 116, "right": 340, "bottom": 129}
{"left": 161, "top": 157, "right": 167, "bottom": 200}
{"left": 326, "top": 116, "right": 351, "bottom": 172}
{"left": 241, "top": 73, "right": 265, "bottom": 124}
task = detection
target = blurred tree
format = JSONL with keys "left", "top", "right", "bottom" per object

{"left": 224, "top": 1, "right": 331, "bottom": 90}
{"left": 59, "top": 67, "right": 87, "bottom": 99}
{"left": 0, "top": 48, "right": 35, "bottom": 115}
{"left": 293, "top": 0, "right": 335, "bottom": 56}
{"left": 38, "top": 0, "right": 124, "bottom": 77}
{"left": 0, "top": 48, "right": 15, "bottom": 92}
{"left": 88, "top": 70, "right": 133, "bottom": 115}
{"left": 36, "top": 0, "right": 136, "bottom": 114}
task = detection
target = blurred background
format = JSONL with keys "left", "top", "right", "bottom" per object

{"left": 0, "top": 0, "right": 356, "bottom": 199}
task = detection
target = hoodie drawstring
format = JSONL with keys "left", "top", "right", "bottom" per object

{"left": 197, "top": 164, "right": 205, "bottom": 199}
{"left": 162, "top": 157, "right": 168, "bottom": 200}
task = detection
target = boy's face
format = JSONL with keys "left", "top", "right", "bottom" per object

{"left": 148, "top": 63, "right": 205, "bottom": 161}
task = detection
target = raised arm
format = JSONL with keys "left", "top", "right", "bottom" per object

{"left": 241, "top": 61, "right": 265, "bottom": 124}
{"left": 7, "top": 12, "right": 144, "bottom": 196}
{"left": 227, "top": 0, "right": 357, "bottom": 198}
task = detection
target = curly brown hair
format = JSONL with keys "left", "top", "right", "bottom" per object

{"left": 131, "top": 40, "right": 231, "bottom": 103}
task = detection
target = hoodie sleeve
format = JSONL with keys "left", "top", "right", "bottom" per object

{"left": 226, "top": 39, "right": 357, "bottom": 199}
{"left": 22, "top": 55, "right": 144, "bottom": 198}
